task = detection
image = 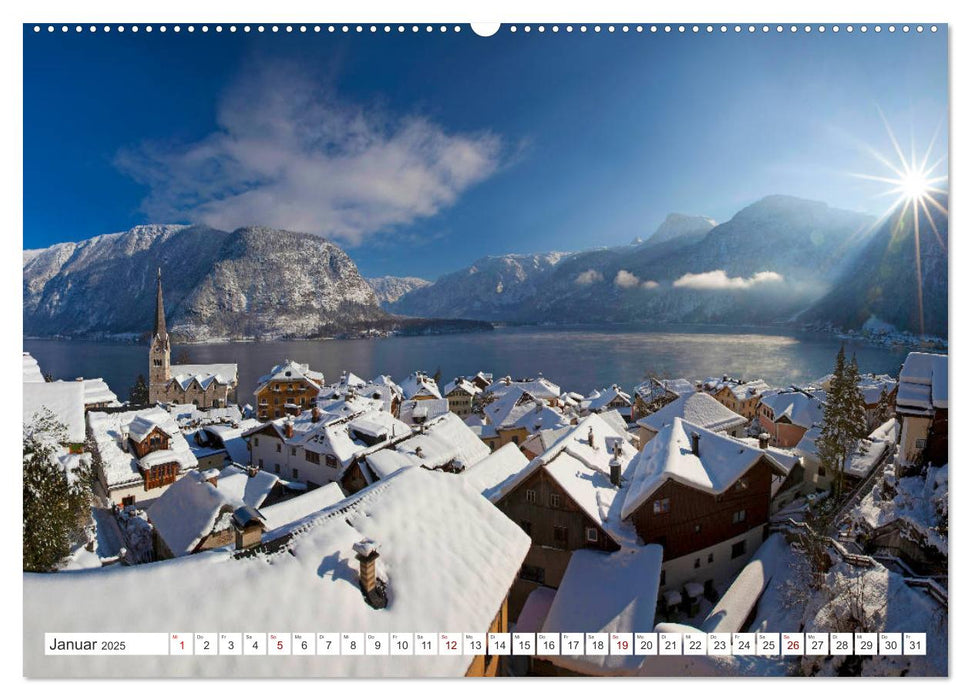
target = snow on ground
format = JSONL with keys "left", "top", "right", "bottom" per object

{"left": 854, "top": 463, "right": 948, "bottom": 555}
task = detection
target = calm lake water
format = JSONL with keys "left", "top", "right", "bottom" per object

{"left": 25, "top": 324, "right": 912, "bottom": 403}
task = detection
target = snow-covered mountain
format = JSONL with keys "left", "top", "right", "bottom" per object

{"left": 802, "top": 194, "right": 948, "bottom": 337}
{"left": 389, "top": 252, "right": 570, "bottom": 320}
{"left": 392, "top": 196, "right": 878, "bottom": 326}
{"left": 24, "top": 225, "right": 387, "bottom": 341}
{"left": 367, "top": 276, "right": 432, "bottom": 306}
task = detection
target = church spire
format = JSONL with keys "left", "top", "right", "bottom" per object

{"left": 154, "top": 267, "right": 167, "bottom": 340}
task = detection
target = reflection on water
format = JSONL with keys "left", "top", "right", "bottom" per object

{"left": 24, "top": 324, "right": 910, "bottom": 402}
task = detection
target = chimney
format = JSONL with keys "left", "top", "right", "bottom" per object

{"left": 205, "top": 471, "right": 218, "bottom": 488}
{"left": 312, "top": 406, "right": 323, "bottom": 423}
{"left": 588, "top": 426, "right": 595, "bottom": 447}
{"left": 284, "top": 420, "right": 294, "bottom": 440}
{"left": 609, "top": 441, "right": 622, "bottom": 487}
{"left": 415, "top": 445, "right": 424, "bottom": 458}
{"left": 758, "top": 432, "right": 770, "bottom": 450}
{"left": 690, "top": 431, "right": 700, "bottom": 456}
{"left": 354, "top": 538, "right": 387, "bottom": 609}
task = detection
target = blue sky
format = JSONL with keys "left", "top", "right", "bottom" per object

{"left": 23, "top": 25, "right": 948, "bottom": 279}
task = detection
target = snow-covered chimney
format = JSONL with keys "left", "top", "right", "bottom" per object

{"left": 758, "top": 433, "right": 770, "bottom": 450}
{"left": 353, "top": 538, "right": 387, "bottom": 609}
{"left": 415, "top": 445, "right": 424, "bottom": 458}
{"left": 587, "top": 426, "right": 595, "bottom": 448}
{"left": 312, "top": 406, "right": 323, "bottom": 423}
{"left": 284, "top": 420, "right": 294, "bottom": 440}
{"left": 690, "top": 431, "right": 701, "bottom": 456}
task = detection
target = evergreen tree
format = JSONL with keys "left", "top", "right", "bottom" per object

{"left": 818, "top": 346, "right": 868, "bottom": 499}
{"left": 129, "top": 374, "right": 149, "bottom": 405}
{"left": 23, "top": 410, "right": 92, "bottom": 572}
{"left": 876, "top": 387, "right": 893, "bottom": 425}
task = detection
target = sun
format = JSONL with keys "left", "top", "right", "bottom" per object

{"left": 897, "top": 167, "right": 933, "bottom": 201}
{"left": 847, "top": 109, "right": 948, "bottom": 338}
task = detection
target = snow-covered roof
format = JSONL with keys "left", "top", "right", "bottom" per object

{"left": 204, "top": 419, "right": 261, "bottom": 465}
{"left": 49, "top": 377, "right": 120, "bottom": 407}
{"left": 214, "top": 465, "right": 279, "bottom": 508}
{"left": 397, "top": 371, "right": 442, "bottom": 400}
{"left": 623, "top": 418, "right": 786, "bottom": 520}
{"left": 385, "top": 412, "right": 490, "bottom": 473}
{"left": 794, "top": 418, "right": 896, "bottom": 477}
{"left": 169, "top": 363, "right": 237, "bottom": 391}
{"left": 443, "top": 377, "right": 480, "bottom": 397}
{"left": 539, "top": 545, "right": 663, "bottom": 676}
{"left": 896, "top": 352, "right": 947, "bottom": 414}
{"left": 461, "top": 443, "right": 531, "bottom": 502}
{"left": 23, "top": 380, "right": 86, "bottom": 443}
{"left": 501, "top": 414, "right": 641, "bottom": 546}
{"left": 128, "top": 414, "right": 169, "bottom": 443}
{"left": 637, "top": 392, "right": 747, "bottom": 436}
{"left": 260, "top": 482, "right": 346, "bottom": 537}
{"left": 857, "top": 375, "right": 898, "bottom": 405}
{"left": 485, "top": 376, "right": 561, "bottom": 400}
{"left": 298, "top": 409, "right": 411, "bottom": 469}
{"left": 580, "top": 385, "right": 632, "bottom": 413}
{"left": 399, "top": 398, "right": 450, "bottom": 425}
{"left": 146, "top": 471, "right": 245, "bottom": 557}
{"left": 717, "top": 379, "right": 772, "bottom": 402}
{"left": 254, "top": 359, "right": 324, "bottom": 395}
{"left": 22, "top": 352, "right": 45, "bottom": 383}
{"left": 759, "top": 390, "right": 824, "bottom": 428}
{"left": 88, "top": 407, "right": 198, "bottom": 489}
{"left": 635, "top": 377, "right": 697, "bottom": 401}
{"left": 25, "top": 468, "right": 531, "bottom": 678}
{"left": 484, "top": 387, "right": 571, "bottom": 433}
{"left": 702, "top": 534, "right": 787, "bottom": 634}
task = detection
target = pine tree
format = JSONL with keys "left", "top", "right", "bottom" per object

{"left": 818, "top": 347, "right": 869, "bottom": 499}
{"left": 876, "top": 387, "right": 893, "bottom": 425}
{"left": 23, "top": 410, "right": 92, "bottom": 572}
{"left": 129, "top": 373, "right": 149, "bottom": 405}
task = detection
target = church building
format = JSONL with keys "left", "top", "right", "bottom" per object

{"left": 148, "top": 270, "right": 239, "bottom": 407}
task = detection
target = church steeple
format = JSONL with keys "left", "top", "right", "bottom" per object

{"left": 154, "top": 268, "right": 167, "bottom": 340}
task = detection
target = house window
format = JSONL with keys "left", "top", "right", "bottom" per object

{"left": 653, "top": 498, "right": 670, "bottom": 515}
{"left": 585, "top": 527, "right": 598, "bottom": 543}
{"left": 735, "top": 478, "right": 749, "bottom": 491}
{"left": 660, "top": 569, "right": 666, "bottom": 586}
{"left": 276, "top": 443, "right": 281, "bottom": 453}
{"left": 915, "top": 438, "right": 927, "bottom": 449}
{"left": 306, "top": 451, "right": 321, "bottom": 465}
{"left": 274, "top": 464, "right": 280, "bottom": 474}
{"left": 708, "top": 552, "right": 714, "bottom": 564}
{"left": 525, "top": 489, "right": 536, "bottom": 504}
{"left": 694, "top": 558, "right": 701, "bottom": 569}
{"left": 325, "top": 454, "right": 337, "bottom": 467}
{"left": 258, "top": 459, "right": 264, "bottom": 468}
{"left": 550, "top": 493, "right": 562, "bottom": 508}
{"left": 520, "top": 565, "right": 545, "bottom": 584}
{"left": 817, "top": 465, "right": 826, "bottom": 477}
{"left": 731, "top": 540, "right": 747, "bottom": 559}
{"left": 520, "top": 521, "right": 532, "bottom": 536}
{"left": 553, "top": 526, "right": 568, "bottom": 546}
{"left": 254, "top": 438, "right": 259, "bottom": 447}
{"left": 291, "top": 447, "right": 297, "bottom": 456}
{"left": 732, "top": 509, "right": 747, "bottom": 524}
{"left": 292, "top": 468, "right": 299, "bottom": 480}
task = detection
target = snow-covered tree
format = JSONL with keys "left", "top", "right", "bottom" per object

{"left": 129, "top": 373, "right": 149, "bottom": 405}
{"left": 23, "top": 410, "right": 92, "bottom": 572}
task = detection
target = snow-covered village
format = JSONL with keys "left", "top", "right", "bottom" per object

{"left": 19, "top": 11, "right": 954, "bottom": 686}
{"left": 21, "top": 270, "right": 948, "bottom": 677}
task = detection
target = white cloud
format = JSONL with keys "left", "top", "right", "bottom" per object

{"left": 116, "top": 63, "right": 504, "bottom": 246}
{"left": 575, "top": 269, "right": 604, "bottom": 285}
{"left": 614, "top": 270, "right": 640, "bottom": 288}
{"left": 672, "top": 270, "right": 784, "bottom": 290}
{"left": 614, "top": 269, "right": 660, "bottom": 290}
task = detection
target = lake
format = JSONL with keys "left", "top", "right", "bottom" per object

{"left": 24, "top": 324, "right": 912, "bottom": 403}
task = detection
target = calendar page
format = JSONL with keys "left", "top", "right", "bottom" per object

{"left": 21, "top": 10, "right": 948, "bottom": 680}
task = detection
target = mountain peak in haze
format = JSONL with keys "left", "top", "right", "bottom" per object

{"left": 647, "top": 213, "right": 717, "bottom": 245}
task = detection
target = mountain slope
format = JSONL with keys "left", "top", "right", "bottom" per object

{"left": 393, "top": 196, "right": 876, "bottom": 325}
{"left": 367, "top": 276, "right": 432, "bottom": 306}
{"left": 23, "top": 225, "right": 387, "bottom": 341}
{"left": 803, "top": 195, "right": 948, "bottom": 337}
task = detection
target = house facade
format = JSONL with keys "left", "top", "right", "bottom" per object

{"left": 254, "top": 360, "right": 324, "bottom": 420}
{"left": 895, "top": 352, "right": 948, "bottom": 473}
